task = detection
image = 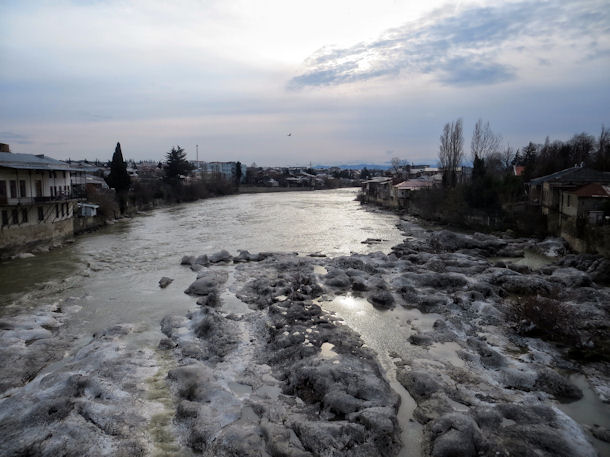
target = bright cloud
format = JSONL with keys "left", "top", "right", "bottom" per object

{"left": 289, "top": 0, "right": 610, "bottom": 88}
{"left": 0, "top": 0, "right": 608, "bottom": 165}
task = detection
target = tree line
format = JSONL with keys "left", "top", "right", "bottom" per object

{"left": 96, "top": 143, "right": 239, "bottom": 217}
{"left": 403, "top": 120, "right": 609, "bottom": 232}
{"left": 437, "top": 119, "right": 609, "bottom": 185}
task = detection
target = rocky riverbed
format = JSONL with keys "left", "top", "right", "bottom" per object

{"left": 1, "top": 216, "right": 609, "bottom": 456}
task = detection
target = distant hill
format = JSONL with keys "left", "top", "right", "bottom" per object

{"left": 312, "top": 163, "right": 391, "bottom": 170}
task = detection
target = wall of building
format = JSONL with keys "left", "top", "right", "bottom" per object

{"left": 73, "top": 215, "right": 105, "bottom": 234}
{"left": 0, "top": 200, "right": 76, "bottom": 257}
{"left": 560, "top": 193, "right": 579, "bottom": 217}
{"left": 0, "top": 217, "right": 74, "bottom": 258}
{"left": 560, "top": 217, "right": 610, "bottom": 256}
{"left": 0, "top": 168, "right": 71, "bottom": 202}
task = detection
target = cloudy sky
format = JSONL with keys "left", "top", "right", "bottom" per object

{"left": 1, "top": 0, "right": 609, "bottom": 166}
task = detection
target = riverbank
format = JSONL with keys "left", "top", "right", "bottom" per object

{"left": 0, "top": 191, "right": 608, "bottom": 456}
{"left": 238, "top": 185, "right": 359, "bottom": 194}
{"left": 238, "top": 185, "right": 314, "bottom": 193}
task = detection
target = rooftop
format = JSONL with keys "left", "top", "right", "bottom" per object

{"left": 0, "top": 151, "right": 78, "bottom": 172}
{"left": 363, "top": 177, "right": 392, "bottom": 184}
{"left": 570, "top": 183, "right": 610, "bottom": 198}
{"left": 529, "top": 166, "right": 610, "bottom": 185}
{"left": 395, "top": 178, "right": 435, "bottom": 190}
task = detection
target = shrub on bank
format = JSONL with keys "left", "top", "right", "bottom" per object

{"left": 508, "top": 293, "right": 576, "bottom": 344}
{"left": 88, "top": 189, "right": 119, "bottom": 219}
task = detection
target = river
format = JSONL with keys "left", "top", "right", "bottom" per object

{"left": 0, "top": 189, "right": 403, "bottom": 336}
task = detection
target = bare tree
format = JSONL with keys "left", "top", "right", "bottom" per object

{"left": 391, "top": 157, "right": 401, "bottom": 174}
{"left": 500, "top": 144, "right": 515, "bottom": 172}
{"left": 600, "top": 125, "right": 609, "bottom": 152}
{"left": 471, "top": 119, "right": 502, "bottom": 161}
{"left": 439, "top": 124, "right": 451, "bottom": 171}
{"left": 439, "top": 119, "right": 464, "bottom": 187}
{"left": 390, "top": 157, "right": 409, "bottom": 177}
{"left": 596, "top": 125, "right": 610, "bottom": 171}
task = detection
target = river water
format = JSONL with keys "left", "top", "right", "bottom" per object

{"left": 0, "top": 189, "right": 403, "bottom": 337}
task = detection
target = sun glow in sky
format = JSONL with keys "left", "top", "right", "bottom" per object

{"left": 1, "top": 0, "right": 609, "bottom": 165}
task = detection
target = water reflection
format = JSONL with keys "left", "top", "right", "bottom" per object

{"left": 320, "top": 294, "right": 423, "bottom": 457}
{"left": 0, "top": 190, "right": 404, "bottom": 338}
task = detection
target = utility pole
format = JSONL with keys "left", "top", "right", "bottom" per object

{"left": 196, "top": 144, "right": 199, "bottom": 164}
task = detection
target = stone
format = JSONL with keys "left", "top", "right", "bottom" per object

{"left": 196, "top": 292, "right": 220, "bottom": 308}
{"left": 208, "top": 250, "right": 232, "bottom": 263}
{"left": 324, "top": 269, "right": 351, "bottom": 289}
{"left": 158, "top": 277, "right": 173, "bottom": 288}
{"left": 367, "top": 290, "right": 395, "bottom": 308}
{"left": 396, "top": 370, "right": 440, "bottom": 401}
{"left": 185, "top": 270, "right": 228, "bottom": 296}
{"left": 180, "top": 255, "right": 195, "bottom": 265}
{"left": 429, "top": 413, "right": 485, "bottom": 457}
{"left": 194, "top": 254, "right": 209, "bottom": 265}
{"left": 549, "top": 268, "right": 592, "bottom": 288}
{"left": 491, "top": 273, "right": 553, "bottom": 296}
{"left": 533, "top": 238, "right": 568, "bottom": 257}
{"left": 533, "top": 368, "right": 583, "bottom": 400}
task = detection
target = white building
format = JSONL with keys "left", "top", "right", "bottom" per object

{"left": 0, "top": 147, "right": 80, "bottom": 256}
{"left": 198, "top": 161, "right": 241, "bottom": 181}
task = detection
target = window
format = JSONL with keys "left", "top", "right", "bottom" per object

{"left": 35, "top": 180, "right": 42, "bottom": 197}
{"left": 21, "top": 208, "right": 28, "bottom": 223}
{"left": 12, "top": 209, "right": 18, "bottom": 224}
{"left": 19, "top": 180, "right": 26, "bottom": 197}
{"left": 63, "top": 171, "right": 66, "bottom": 179}
{"left": 0, "top": 180, "right": 6, "bottom": 198}
{"left": 61, "top": 203, "right": 65, "bottom": 217}
{"left": 9, "top": 180, "right": 17, "bottom": 198}
{"left": 38, "top": 207, "right": 44, "bottom": 221}
{"left": 1, "top": 210, "right": 8, "bottom": 226}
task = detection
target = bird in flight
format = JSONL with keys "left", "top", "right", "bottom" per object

{"left": 287, "top": 133, "right": 292, "bottom": 136}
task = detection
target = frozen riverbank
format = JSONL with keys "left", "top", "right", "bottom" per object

{"left": 1, "top": 196, "right": 609, "bottom": 456}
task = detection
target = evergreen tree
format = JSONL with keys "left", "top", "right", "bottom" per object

{"left": 104, "top": 142, "right": 131, "bottom": 214}
{"left": 235, "top": 161, "right": 242, "bottom": 185}
{"left": 465, "top": 155, "right": 499, "bottom": 210}
{"left": 520, "top": 142, "right": 538, "bottom": 181}
{"left": 106, "top": 142, "right": 131, "bottom": 192}
{"left": 164, "top": 146, "right": 193, "bottom": 187}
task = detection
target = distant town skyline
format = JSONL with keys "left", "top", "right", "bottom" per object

{"left": 1, "top": 0, "right": 609, "bottom": 166}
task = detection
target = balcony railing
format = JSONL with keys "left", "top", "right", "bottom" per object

{"left": 0, "top": 192, "right": 84, "bottom": 206}
{"left": 34, "top": 195, "right": 67, "bottom": 203}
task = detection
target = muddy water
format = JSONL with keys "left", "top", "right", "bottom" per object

{"left": 0, "top": 189, "right": 403, "bottom": 337}
{"left": 319, "top": 294, "right": 431, "bottom": 457}
{"left": 558, "top": 374, "right": 610, "bottom": 456}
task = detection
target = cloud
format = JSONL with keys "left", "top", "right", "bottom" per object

{"left": 436, "top": 57, "right": 515, "bottom": 86}
{"left": 0, "top": 131, "right": 31, "bottom": 144}
{"left": 289, "top": 0, "right": 610, "bottom": 89}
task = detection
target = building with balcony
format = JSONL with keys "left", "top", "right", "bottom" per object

{"left": 0, "top": 147, "right": 82, "bottom": 257}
